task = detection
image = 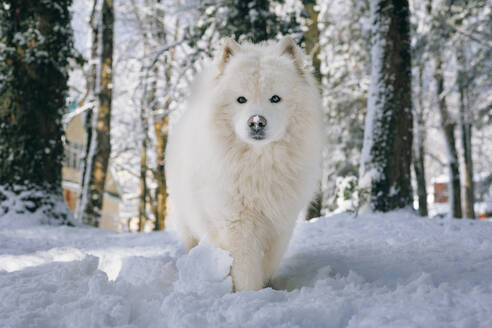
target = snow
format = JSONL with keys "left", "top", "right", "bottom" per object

{"left": 1, "top": 211, "right": 492, "bottom": 327}
{"left": 432, "top": 174, "right": 449, "bottom": 184}
{"left": 175, "top": 241, "right": 233, "bottom": 296}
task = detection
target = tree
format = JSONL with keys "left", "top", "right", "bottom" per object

{"left": 222, "top": 0, "right": 274, "bottom": 42}
{"left": 0, "top": 0, "right": 74, "bottom": 224}
{"left": 128, "top": 0, "right": 177, "bottom": 231}
{"left": 434, "top": 43, "right": 463, "bottom": 219}
{"left": 301, "top": 0, "right": 321, "bottom": 79}
{"left": 302, "top": 0, "right": 322, "bottom": 220}
{"left": 76, "top": 0, "right": 114, "bottom": 227}
{"left": 151, "top": 0, "right": 176, "bottom": 231}
{"left": 131, "top": 0, "right": 153, "bottom": 232}
{"left": 413, "top": 64, "right": 429, "bottom": 216}
{"left": 426, "top": 1, "right": 463, "bottom": 218}
{"left": 359, "top": 0, "right": 413, "bottom": 212}
{"left": 452, "top": 0, "right": 492, "bottom": 218}
{"left": 450, "top": 0, "right": 491, "bottom": 218}
{"left": 410, "top": 0, "right": 492, "bottom": 218}
{"left": 187, "top": 0, "right": 301, "bottom": 49}
{"left": 457, "top": 43, "right": 475, "bottom": 218}
{"left": 409, "top": 0, "right": 430, "bottom": 217}
{"left": 77, "top": 0, "right": 100, "bottom": 219}
{"left": 318, "top": 0, "right": 370, "bottom": 214}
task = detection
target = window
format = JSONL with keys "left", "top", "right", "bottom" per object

{"left": 64, "top": 140, "right": 85, "bottom": 170}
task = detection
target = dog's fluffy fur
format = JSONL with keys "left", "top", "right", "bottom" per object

{"left": 165, "top": 37, "right": 323, "bottom": 291}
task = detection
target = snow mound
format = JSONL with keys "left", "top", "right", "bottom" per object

{"left": 175, "top": 241, "right": 233, "bottom": 296}
{"left": 0, "top": 256, "right": 121, "bottom": 327}
{"left": 1, "top": 211, "right": 492, "bottom": 327}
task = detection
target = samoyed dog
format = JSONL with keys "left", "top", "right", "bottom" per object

{"left": 166, "top": 36, "right": 323, "bottom": 291}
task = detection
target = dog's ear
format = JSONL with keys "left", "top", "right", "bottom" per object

{"left": 218, "top": 38, "right": 241, "bottom": 74}
{"left": 278, "top": 36, "right": 305, "bottom": 76}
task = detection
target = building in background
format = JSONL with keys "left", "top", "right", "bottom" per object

{"left": 62, "top": 110, "right": 125, "bottom": 231}
{"left": 431, "top": 174, "right": 492, "bottom": 218}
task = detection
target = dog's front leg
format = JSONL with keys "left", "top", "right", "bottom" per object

{"left": 220, "top": 221, "right": 266, "bottom": 291}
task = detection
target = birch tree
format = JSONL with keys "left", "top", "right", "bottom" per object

{"left": 77, "top": 0, "right": 100, "bottom": 214}
{"left": 76, "top": 0, "right": 114, "bottom": 226}
{"left": 359, "top": 0, "right": 413, "bottom": 212}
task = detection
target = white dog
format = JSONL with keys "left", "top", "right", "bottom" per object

{"left": 165, "top": 37, "right": 323, "bottom": 291}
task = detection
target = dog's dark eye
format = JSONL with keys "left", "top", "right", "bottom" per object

{"left": 270, "top": 95, "right": 281, "bottom": 103}
{"left": 237, "top": 96, "right": 247, "bottom": 104}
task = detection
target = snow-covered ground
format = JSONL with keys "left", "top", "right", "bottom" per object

{"left": 1, "top": 211, "right": 492, "bottom": 327}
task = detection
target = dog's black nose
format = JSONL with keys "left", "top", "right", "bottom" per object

{"left": 247, "top": 115, "right": 267, "bottom": 132}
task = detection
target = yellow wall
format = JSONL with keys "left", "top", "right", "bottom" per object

{"left": 63, "top": 111, "right": 123, "bottom": 231}
{"left": 64, "top": 114, "right": 118, "bottom": 193}
{"left": 62, "top": 166, "right": 80, "bottom": 184}
{"left": 65, "top": 114, "right": 86, "bottom": 143}
{"left": 100, "top": 195, "right": 123, "bottom": 231}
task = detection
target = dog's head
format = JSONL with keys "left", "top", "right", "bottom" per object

{"left": 211, "top": 37, "right": 314, "bottom": 147}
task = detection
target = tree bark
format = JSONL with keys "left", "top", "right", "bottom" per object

{"left": 302, "top": 0, "right": 322, "bottom": 220}
{"left": 413, "top": 65, "right": 428, "bottom": 216}
{"left": 151, "top": 0, "right": 177, "bottom": 230}
{"left": 434, "top": 55, "right": 462, "bottom": 218}
{"left": 138, "top": 130, "right": 148, "bottom": 232}
{"left": 302, "top": 0, "right": 321, "bottom": 80}
{"left": 0, "top": 0, "right": 74, "bottom": 224}
{"left": 425, "top": 0, "right": 462, "bottom": 219}
{"left": 359, "top": 0, "right": 413, "bottom": 212}
{"left": 457, "top": 46, "right": 475, "bottom": 218}
{"left": 152, "top": 44, "right": 170, "bottom": 231}
{"left": 133, "top": 0, "right": 170, "bottom": 231}
{"left": 153, "top": 115, "right": 168, "bottom": 230}
{"left": 77, "top": 0, "right": 114, "bottom": 227}
{"left": 135, "top": 0, "right": 152, "bottom": 232}
{"left": 78, "top": 0, "right": 99, "bottom": 202}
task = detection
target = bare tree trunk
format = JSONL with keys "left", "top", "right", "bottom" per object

{"left": 302, "top": 0, "right": 321, "bottom": 80}
{"left": 460, "top": 95, "right": 475, "bottom": 219}
{"left": 77, "top": 0, "right": 114, "bottom": 226}
{"left": 133, "top": 0, "right": 171, "bottom": 231}
{"left": 135, "top": 0, "right": 152, "bottom": 232}
{"left": 152, "top": 56, "right": 169, "bottom": 231}
{"left": 434, "top": 55, "right": 462, "bottom": 218}
{"left": 78, "top": 0, "right": 99, "bottom": 204}
{"left": 152, "top": 1, "right": 176, "bottom": 230}
{"left": 359, "top": 0, "right": 413, "bottom": 212}
{"left": 138, "top": 127, "right": 148, "bottom": 232}
{"left": 302, "top": 0, "right": 322, "bottom": 220}
{"left": 413, "top": 65, "right": 428, "bottom": 216}
{"left": 153, "top": 115, "right": 168, "bottom": 230}
{"left": 425, "top": 0, "right": 462, "bottom": 219}
{"left": 457, "top": 46, "right": 475, "bottom": 218}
